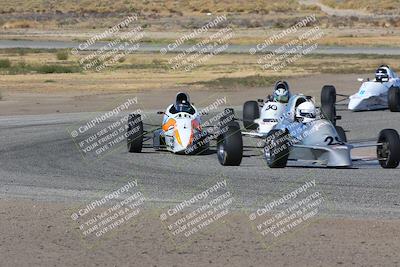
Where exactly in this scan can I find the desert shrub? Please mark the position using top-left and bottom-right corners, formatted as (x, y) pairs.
(56, 50), (69, 60)
(0, 59), (11, 68)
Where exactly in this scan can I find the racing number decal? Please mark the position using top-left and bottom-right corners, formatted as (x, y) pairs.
(324, 136), (344, 145)
(265, 104), (278, 111)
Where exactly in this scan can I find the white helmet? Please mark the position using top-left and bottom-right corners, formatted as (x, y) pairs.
(295, 101), (317, 123)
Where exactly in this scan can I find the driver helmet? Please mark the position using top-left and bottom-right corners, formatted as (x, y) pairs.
(273, 81), (290, 103)
(375, 67), (389, 82)
(174, 92), (191, 113)
(295, 101), (317, 123)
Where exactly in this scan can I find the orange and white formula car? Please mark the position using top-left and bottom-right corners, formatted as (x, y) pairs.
(127, 92), (210, 155)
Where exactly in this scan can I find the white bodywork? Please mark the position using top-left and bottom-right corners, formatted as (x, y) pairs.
(162, 104), (201, 153)
(348, 68), (400, 111)
(274, 95), (353, 167)
(243, 101), (286, 137)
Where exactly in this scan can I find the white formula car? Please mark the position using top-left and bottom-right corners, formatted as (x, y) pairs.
(321, 65), (400, 122)
(127, 92), (209, 155)
(218, 94), (400, 169)
(242, 81), (290, 137)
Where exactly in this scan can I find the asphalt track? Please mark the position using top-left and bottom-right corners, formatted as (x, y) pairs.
(1, 106), (399, 219)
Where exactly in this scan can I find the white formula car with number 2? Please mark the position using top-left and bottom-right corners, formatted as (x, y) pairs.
(218, 94), (400, 169)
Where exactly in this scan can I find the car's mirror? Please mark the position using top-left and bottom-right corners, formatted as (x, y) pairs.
(157, 111), (164, 115)
(257, 98), (264, 103)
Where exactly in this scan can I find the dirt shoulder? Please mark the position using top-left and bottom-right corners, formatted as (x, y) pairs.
(0, 73), (365, 116)
(1, 198), (399, 267)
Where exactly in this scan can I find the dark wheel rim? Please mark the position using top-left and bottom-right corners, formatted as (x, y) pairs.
(378, 141), (390, 164)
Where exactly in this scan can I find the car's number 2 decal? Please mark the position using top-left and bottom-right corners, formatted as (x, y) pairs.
(324, 136), (344, 145)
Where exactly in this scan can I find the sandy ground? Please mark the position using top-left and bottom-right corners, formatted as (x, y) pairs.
(1, 199), (399, 267)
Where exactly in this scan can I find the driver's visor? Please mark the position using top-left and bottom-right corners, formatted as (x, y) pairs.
(300, 111), (316, 118)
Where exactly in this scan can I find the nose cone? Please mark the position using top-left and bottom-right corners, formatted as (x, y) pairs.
(174, 120), (193, 151)
(348, 97), (363, 111)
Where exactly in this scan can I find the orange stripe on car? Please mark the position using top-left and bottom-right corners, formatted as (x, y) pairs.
(162, 118), (176, 132)
(175, 129), (182, 146)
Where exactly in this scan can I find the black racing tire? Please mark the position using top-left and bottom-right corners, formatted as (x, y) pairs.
(321, 85), (336, 106)
(127, 114), (143, 153)
(388, 86), (400, 112)
(321, 85), (337, 125)
(243, 101), (260, 130)
(321, 100), (337, 126)
(217, 124), (243, 166)
(264, 129), (290, 168)
(377, 129), (400, 168)
(335, 126), (347, 143)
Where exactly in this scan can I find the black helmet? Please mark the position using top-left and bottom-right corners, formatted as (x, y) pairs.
(375, 67), (389, 82)
(174, 92), (191, 113)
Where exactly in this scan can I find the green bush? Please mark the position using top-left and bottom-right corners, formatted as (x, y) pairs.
(56, 50), (69, 60)
(0, 59), (11, 68)
(36, 65), (79, 73)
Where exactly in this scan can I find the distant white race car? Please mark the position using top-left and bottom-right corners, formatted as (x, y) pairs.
(321, 65), (400, 123)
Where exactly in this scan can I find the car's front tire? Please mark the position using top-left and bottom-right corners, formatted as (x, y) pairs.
(127, 114), (143, 153)
(377, 129), (400, 168)
(265, 129), (290, 168)
(243, 100), (260, 130)
(217, 124), (243, 166)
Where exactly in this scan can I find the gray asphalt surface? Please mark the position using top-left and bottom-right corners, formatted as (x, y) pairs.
(1, 39), (400, 55)
(1, 107), (399, 219)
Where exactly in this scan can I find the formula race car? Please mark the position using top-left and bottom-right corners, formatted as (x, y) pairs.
(321, 65), (400, 123)
(219, 94), (400, 169)
(127, 92), (209, 155)
(242, 81), (290, 137)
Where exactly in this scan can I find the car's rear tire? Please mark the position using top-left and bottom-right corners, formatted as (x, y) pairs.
(243, 101), (260, 130)
(377, 129), (400, 168)
(321, 85), (337, 125)
(264, 129), (290, 168)
(217, 124), (243, 166)
(388, 86), (400, 112)
(335, 126), (347, 143)
(127, 114), (143, 153)
(321, 85), (336, 106)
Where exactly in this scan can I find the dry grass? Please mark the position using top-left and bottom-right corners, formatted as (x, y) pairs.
(1, 49), (399, 94)
(321, 0), (400, 13)
(0, 0), (306, 14)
